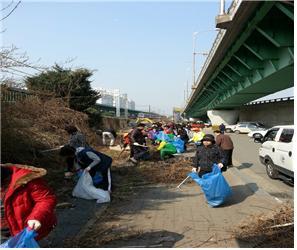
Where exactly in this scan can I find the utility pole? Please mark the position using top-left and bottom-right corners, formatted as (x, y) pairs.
(192, 32), (198, 89)
(192, 29), (219, 90)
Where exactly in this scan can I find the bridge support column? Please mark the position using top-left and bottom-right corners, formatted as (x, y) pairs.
(207, 110), (239, 126)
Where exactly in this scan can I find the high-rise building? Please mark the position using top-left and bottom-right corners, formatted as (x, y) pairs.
(128, 99), (135, 110)
(96, 87), (136, 110)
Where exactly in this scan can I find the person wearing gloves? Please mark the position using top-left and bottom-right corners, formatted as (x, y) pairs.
(0, 164), (57, 243)
(129, 123), (150, 164)
(59, 146), (112, 192)
(188, 127), (205, 147)
(192, 134), (226, 177)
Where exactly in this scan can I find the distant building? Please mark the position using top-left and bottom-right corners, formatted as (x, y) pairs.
(96, 87), (136, 110)
(173, 107), (182, 123)
(128, 99), (135, 110)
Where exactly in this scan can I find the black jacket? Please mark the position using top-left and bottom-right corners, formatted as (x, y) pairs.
(193, 144), (225, 176)
(178, 128), (189, 142)
(130, 128), (146, 145)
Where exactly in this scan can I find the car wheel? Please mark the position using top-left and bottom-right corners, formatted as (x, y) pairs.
(253, 133), (262, 138)
(226, 129), (231, 133)
(265, 160), (278, 179)
(234, 130), (240, 134)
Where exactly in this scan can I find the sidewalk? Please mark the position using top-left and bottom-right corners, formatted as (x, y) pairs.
(39, 199), (108, 247)
(80, 169), (280, 248)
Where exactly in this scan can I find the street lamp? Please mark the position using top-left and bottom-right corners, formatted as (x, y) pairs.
(192, 29), (219, 89)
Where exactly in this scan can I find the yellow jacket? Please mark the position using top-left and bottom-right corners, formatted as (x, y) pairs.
(192, 131), (205, 142)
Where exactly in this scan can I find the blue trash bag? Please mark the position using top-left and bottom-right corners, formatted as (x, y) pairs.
(188, 164), (232, 207)
(172, 137), (185, 153)
(77, 169), (103, 186)
(92, 171), (103, 186)
(156, 131), (173, 143)
(0, 227), (39, 248)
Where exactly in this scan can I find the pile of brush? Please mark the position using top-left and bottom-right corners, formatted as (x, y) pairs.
(139, 157), (192, 184)
(2, 97), (100, 163)
(235, 202), (294, 248)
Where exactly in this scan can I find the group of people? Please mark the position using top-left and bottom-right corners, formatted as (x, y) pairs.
(120, 122), (234, 167)
(0, 122), (234, 244)
(0, 125), (114, 244)
(125, 121), (234, 179)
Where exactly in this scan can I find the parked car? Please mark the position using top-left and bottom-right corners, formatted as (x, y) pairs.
(248, 128), (269, 139)
(226, 122), (266, 134)
(225, 124), (236, 133)
(257, 125), (293, 182)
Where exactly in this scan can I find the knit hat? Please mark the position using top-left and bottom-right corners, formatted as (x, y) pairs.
(201, 134), (215, 143)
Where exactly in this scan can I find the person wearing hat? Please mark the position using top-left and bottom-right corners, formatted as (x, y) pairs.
(192, 134), (225, 177)
(129, 123), (150, 163)
(189, 127), (205, 147)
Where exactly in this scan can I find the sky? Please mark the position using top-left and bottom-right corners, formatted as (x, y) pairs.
(2, 1), (293, 115)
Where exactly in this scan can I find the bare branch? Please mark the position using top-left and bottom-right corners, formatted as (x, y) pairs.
(0, 0), (14, 12)
(0, 1), (21, 22)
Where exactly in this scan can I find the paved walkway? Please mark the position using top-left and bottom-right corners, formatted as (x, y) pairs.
(99, 168), (280, 248)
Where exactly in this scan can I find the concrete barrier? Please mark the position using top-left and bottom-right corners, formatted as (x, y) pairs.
(100, 116), (130, 130)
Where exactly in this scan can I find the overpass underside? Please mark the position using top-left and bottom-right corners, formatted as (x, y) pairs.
(186, 1), (293, 118)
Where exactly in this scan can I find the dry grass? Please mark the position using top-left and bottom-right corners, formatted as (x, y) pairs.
(235, 202), (294, 247)
(139, 157), (192, 184)
(1, 97), (101, 201)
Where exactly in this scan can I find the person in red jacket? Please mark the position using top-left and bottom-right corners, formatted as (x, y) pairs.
(0, 164), (57, 243)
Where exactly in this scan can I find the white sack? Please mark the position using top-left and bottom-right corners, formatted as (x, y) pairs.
(72, 171), (110, 203)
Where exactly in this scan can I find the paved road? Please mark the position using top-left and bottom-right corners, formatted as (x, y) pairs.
(227, 132), (294, 202)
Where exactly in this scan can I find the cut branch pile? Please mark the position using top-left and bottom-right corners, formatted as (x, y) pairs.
(235, 203), (294, 248)
(140, 157), (193, 184)
(2, 97), (99, 164)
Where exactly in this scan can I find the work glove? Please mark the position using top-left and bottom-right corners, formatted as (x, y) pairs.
(191, 168), (197, 173)
(218, 163), (224, 169)
(27, 220), (41, 231)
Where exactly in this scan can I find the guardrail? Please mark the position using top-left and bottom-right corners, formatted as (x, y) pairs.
(186, 0), (242, 109)
(1, 87), (35, 103)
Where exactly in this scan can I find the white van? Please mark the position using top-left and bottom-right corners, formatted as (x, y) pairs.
(258, 125), (294, 181)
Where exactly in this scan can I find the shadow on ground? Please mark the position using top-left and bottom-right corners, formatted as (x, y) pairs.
(102, 230), (184, 248)
(115, 185), (199, 216)
(236, 163), (253, 170)
(221, 183), (259, 207)
(39, 199), (108, 248)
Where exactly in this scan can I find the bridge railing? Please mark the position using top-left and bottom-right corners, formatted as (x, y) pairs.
(191, 0), (242, 100)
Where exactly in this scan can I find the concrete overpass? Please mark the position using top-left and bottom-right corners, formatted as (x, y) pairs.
(183, 0), (293, 125)
(95, 104), (162, 119)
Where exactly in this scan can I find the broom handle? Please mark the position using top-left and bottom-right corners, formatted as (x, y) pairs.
(176, 175), (190, 189)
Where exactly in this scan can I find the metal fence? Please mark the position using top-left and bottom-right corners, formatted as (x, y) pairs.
(1, 87), (35, 103)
